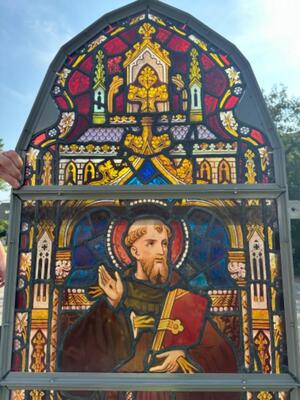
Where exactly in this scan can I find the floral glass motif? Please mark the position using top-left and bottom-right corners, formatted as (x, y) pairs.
(12, 198), (287, 400)
(23, 11), (274, 187)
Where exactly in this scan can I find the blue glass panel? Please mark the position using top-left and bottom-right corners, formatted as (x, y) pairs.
(210, 242), (225, 263)
(136, 160), (157, 183)
(189, 272), (209, 290)
(72, 245), (95, 268)
(90, 211), (109, 236)
(88, 237), (107, 260)
(190, 240), (210, 267)
(72, 216), (93, 245)
(149, 176), (168, 185)
(178, 262), (197, 280)
(128, 176), (143, 185)
(209, 258), (235, 288)
(66, 268), (97, 287)
(188, 211), (211, 237)
(191, 222), (210, 237)
(209, 222), (229, 246)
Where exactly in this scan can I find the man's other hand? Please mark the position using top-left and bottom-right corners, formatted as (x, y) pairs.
(0, 150), (23, 188)
(149, 350), (185, 373)
(98, 265), (124, 307)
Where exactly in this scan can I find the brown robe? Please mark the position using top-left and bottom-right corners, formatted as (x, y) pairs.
(59, 272), (239, 399)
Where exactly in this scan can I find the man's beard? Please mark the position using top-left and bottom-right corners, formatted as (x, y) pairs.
(140, 256), (169, 285)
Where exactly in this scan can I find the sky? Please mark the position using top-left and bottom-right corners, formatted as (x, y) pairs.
(0, 0), (300, 200)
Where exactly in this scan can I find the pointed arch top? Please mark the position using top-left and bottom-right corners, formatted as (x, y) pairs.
(15, 0), (285, 188)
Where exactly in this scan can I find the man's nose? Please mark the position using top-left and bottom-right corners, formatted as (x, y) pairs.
(156, 243), (165, 255)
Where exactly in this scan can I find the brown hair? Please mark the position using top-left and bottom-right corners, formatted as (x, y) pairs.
(124, 219), (171, 248)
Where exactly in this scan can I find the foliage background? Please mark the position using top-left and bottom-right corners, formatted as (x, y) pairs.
(264, 85), (300, 275)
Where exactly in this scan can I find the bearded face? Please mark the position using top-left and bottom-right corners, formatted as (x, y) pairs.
(127, 220), (171, 285)
(140, 253), (169, 284)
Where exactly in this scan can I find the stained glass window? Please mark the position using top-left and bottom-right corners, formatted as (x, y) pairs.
(1, 1), (299, 400)
(22, 9), (275, 188)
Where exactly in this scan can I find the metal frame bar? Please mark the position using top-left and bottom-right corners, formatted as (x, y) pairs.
(0, 372), (298, 392)
(13, 184), (285, 200)
(277, 193), (300, 395)
(0, 195), (22, 379)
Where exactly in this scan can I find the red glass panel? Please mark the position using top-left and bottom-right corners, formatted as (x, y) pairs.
(201, 53), (215, 70)
(15, 291), (26, 309)
(207, 115), (231, 139)
(204, 69), (228, 97)
(55, 96), (69, 110)
(32, 133), (46, 145)
(107, 56), (122, 74)
(172, 94), (180, 112)
(12, 353), (21, 372)
(75, 93), (91, 114)
(156, 27), (172, 43)
(224, 95), (239, 109)
(121, 26), (138, 44)
(262, 175), (269, 183)
(172, 53), (187, 73)
(204, 94), (218, 114)
(170, 220), (184, 264)
(115, 94), (124, 113)
(79, 55), (94, 73)
(167, 35), (191, 52)
(103, 37), (128, 55)
(20, 234), (27, 250)
(67, 116), (89, 141)
(220, 54), (231, 66)
(68, 71), (90, 96)
(251, 129), (265, 145)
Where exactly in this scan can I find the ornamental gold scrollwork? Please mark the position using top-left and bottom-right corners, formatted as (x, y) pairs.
(125, 117), (171, 155)
(273, 315), (283, 373)
(241, 291), (251, 368)
(245, 149), (257, 184)
(108, 75), (124, 112)
(30, 391), (45, 400)
(152, 155), (192, 184)
(50, 289), (59, 371)
(158, 318), (184, 335)
(11, 390), (25, 400)
(41, 152), (53, 185)
(254, 330), (272, 373)
(30, 330), (47, 372)
(257, 392), (273, 400)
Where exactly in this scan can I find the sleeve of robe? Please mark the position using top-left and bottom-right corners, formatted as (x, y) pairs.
(58, 299), (132, 372)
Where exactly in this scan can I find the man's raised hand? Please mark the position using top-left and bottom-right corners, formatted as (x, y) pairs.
(0, 150), (23, 189)
(98, 265), (124, 307)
